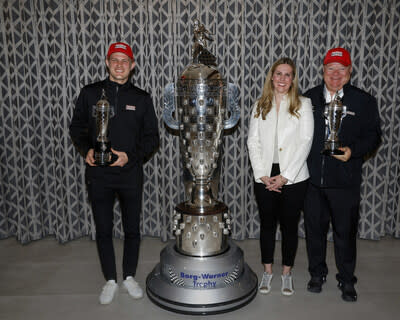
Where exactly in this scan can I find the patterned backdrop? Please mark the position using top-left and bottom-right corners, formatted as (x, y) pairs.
(0, 0), (399, 244)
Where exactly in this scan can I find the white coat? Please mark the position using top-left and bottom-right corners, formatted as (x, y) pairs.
(247, 95), (314, 184)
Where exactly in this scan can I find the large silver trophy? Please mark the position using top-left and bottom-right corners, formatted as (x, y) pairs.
(322, 93), (347, 155)
(146, 20), (257, 315)
(93, 89), (114, 166)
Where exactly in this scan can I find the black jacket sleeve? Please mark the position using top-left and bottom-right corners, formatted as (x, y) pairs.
(125, 94), (159, 164)
(347, 94), (381, 159)
(141, 94), (160, 158)
(69, 87), (91, 157)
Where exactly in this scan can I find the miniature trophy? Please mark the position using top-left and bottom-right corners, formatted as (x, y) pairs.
(322, 93), (347, 155)
(93, 89), (113, 166)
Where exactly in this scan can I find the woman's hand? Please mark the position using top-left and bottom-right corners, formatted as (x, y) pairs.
(260, 176), (272, 187)
(266, 175), (288, 193)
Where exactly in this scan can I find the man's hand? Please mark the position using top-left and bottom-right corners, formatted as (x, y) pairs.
(85, 148), (96, 166)
(110, 148), (128, 167)
(332, 146), (352, 162)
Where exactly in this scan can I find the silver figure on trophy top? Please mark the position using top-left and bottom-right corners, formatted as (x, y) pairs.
(322, 92), (347, 155)
(147, 20), (257, 315)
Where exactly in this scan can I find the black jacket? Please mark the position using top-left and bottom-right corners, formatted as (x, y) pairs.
(70, 78), (159, 182)
(304, 83), (381, 188)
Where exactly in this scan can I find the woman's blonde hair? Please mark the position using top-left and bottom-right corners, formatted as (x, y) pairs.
(255, 57), (301, 120)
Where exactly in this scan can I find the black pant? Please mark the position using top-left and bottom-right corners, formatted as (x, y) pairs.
(304, 183), (360, 284)
(254, 164), (308, 267)
(87, 173), (142, 281)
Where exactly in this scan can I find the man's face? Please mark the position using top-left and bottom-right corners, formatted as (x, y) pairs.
(323, 62), (352, 94)
(106, 52), (135, 84)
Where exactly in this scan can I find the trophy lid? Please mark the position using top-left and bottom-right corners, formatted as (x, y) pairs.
(180, 20), (220, 81)
(180, 63), (221, 81)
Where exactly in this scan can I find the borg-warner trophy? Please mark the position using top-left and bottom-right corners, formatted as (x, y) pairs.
(93, 89), (114, 166)
(322, 93), (347, 155)
(146, 20), (257, 315)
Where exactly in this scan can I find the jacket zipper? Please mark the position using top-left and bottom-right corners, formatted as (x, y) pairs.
(115, 85), (119, 110)
(320, 155), (325, 186)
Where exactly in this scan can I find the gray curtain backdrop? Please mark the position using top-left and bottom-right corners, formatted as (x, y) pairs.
(0, 0), (399, 244)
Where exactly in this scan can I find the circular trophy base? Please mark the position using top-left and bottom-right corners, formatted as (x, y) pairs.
(321, 149), (344, 156)
(146, 241), (258, 315)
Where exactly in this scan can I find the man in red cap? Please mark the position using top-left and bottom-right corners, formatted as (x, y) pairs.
(69, 42), (159, 304)
(303, 47), (381, 302)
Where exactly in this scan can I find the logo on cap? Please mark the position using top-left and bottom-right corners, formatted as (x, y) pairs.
(331, 51), (343, 57)
(107, 42), (134, 60)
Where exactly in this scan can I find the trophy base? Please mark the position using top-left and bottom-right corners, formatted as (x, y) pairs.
(146, 241), (258, 315)
(94, 141), (112, 167)
(321, 148), (344, 156)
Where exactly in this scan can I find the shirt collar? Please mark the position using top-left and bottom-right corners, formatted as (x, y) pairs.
(323, 85), (344, 103)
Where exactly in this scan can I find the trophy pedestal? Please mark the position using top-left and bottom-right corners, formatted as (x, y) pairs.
(94, 141), (112, 167)
(146, 241), (258, 315)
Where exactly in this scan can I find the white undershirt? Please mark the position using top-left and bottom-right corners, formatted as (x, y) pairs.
(324, 86), (344, 103)
(273, 110), (279, 163)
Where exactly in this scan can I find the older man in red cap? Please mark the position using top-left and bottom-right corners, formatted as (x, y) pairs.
(303, 47), (381, 302)
(70, 42), (159, 304)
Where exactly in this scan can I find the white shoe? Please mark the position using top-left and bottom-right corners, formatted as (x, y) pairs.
(281, 273), (294, 296)
(259, 272), (273, 294)
(99, 280), (118, 304)
(123, 276), (144, 299)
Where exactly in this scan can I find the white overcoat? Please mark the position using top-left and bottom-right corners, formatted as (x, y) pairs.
(247, 95), (314, 184)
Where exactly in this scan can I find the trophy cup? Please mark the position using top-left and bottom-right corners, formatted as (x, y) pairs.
(93, 89), (113, 166)
(146, 20), (257, 315)
(322, 93), (347, 155)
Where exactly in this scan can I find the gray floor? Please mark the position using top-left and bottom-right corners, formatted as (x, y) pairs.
(0, 236), (399, 320)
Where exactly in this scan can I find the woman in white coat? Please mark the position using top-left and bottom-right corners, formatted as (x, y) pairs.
(247, 58), (314, 296)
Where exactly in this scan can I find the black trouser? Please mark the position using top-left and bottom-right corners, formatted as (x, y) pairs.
(304, 183), (360, 284)
(254, 164), (308, 267)
(87, 172), (142, 281)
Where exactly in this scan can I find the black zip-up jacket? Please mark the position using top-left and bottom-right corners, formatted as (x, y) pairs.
(304, 83), (381, 188)
(69, 78), (159, 180)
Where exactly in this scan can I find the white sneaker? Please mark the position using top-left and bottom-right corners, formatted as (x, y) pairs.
(281, 273), (294, 296)
(259, 272), (273, 294)
(123, 276), (144, 299)
(99, 280), (118, 304)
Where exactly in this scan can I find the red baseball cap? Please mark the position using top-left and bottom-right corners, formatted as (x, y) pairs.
(107, 42), (134, 60)
(323, 47), (351, 66)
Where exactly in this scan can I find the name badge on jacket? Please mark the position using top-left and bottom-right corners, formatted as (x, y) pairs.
(126, 105), (136, 111)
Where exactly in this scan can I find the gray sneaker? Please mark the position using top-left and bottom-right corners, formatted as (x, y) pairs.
(281, 273), (294, 296)
(259, 272), (273, 294)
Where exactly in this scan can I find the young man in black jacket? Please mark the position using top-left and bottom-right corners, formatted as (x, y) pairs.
(303, 48), (381, 302)
(70, 42), (159, 304)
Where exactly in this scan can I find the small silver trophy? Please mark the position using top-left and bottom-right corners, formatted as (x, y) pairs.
(93, 89), (113, 166)
(322, 93), (347, 155)
(147, 19), (257, 315)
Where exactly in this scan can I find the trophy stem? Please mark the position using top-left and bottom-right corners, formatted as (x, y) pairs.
(191, 179), (214, 207)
